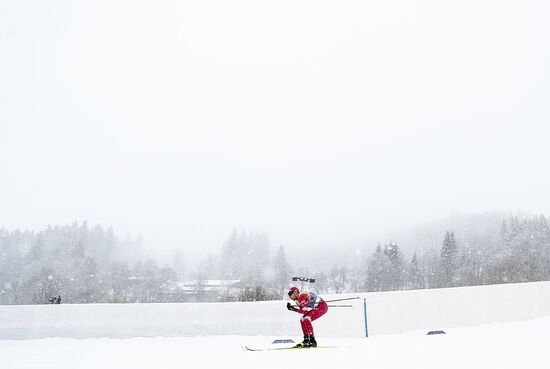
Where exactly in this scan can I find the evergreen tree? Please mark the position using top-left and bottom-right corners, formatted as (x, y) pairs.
(439, 231), (458, 287)
(407, 253), (424, 290)
(220, 229), (240, 279)
(109, 262), (130, 303)
(384, 243), (405, 290)
(271, 245), (291, 296)
(366, 244), (391, 291)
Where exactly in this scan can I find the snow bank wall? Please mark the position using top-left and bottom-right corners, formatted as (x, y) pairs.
(1, 281), (550, 339)
(361, 281), (550, 335)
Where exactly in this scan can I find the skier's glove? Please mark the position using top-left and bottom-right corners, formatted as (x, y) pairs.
(287, 302), (297, 311)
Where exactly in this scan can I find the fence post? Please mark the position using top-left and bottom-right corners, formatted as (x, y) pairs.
(363, 298), (368, 337)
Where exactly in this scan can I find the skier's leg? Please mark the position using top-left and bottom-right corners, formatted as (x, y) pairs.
(294, 316), (314, 347)
(300, 315), (314, 336)
(301, 303), (328, 347)
(300, 318), (309, 336)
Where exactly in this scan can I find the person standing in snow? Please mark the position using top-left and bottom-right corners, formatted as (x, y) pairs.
(286, 286), (328, 348)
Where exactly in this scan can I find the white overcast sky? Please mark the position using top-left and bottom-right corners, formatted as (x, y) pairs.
(1, 1), (549, 261)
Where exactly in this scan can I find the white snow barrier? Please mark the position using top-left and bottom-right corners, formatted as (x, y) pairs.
(1, 281), (550, 339)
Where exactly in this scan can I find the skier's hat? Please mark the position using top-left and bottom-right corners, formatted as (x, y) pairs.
(288, 286), (299, 297)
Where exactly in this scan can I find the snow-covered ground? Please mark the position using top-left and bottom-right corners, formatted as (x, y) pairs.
(3, 282), (550, 368)
(4, 281), (550, 340)
(3, 314), (549, 369)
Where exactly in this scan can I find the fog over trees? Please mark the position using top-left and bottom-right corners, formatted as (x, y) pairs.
(1, 213), (549, 304)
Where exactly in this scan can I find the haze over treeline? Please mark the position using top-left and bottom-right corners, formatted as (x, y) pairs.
(1, 211), (549, 305)
(2, 1), (550, 267)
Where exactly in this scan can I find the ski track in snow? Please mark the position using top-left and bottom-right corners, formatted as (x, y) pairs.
(2, 315), (549, 369)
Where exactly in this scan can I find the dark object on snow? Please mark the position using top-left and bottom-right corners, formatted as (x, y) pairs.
(292, 277), (315, 283)
(48, 295), (61, 304)
(427, 330), (446, 335)
(272, 339), (295, 344)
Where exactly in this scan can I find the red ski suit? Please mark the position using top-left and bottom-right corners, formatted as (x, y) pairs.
(291, 291), (328, 336)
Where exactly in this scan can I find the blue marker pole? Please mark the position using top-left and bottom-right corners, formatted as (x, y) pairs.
(363, 298), (368, 337)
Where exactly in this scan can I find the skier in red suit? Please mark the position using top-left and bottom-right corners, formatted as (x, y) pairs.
(287, 286), (328, 347)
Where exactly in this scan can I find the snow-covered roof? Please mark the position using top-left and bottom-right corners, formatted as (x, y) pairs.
(179, 280), (241, 287)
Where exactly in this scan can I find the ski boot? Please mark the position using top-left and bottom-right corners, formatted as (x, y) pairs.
(294, 336), (310, 348)
(308, 335), (317, 347)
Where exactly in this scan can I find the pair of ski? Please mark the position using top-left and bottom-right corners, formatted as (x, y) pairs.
(243, 344), (335, 351)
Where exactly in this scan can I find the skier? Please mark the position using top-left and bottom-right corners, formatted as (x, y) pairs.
(286, 286), (328, 348)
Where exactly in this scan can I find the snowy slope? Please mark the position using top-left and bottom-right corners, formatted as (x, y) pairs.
(2, 281), (550, 339)
(2, 315), (549, 369)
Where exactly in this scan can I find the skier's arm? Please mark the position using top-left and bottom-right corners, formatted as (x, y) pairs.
(286, 302), (307, 314)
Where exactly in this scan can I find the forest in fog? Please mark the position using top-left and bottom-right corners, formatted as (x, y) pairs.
(1, 213), (549, 304)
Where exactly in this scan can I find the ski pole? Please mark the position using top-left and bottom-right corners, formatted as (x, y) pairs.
(327, 304), (353, 308)
(324, 297), (361, 303)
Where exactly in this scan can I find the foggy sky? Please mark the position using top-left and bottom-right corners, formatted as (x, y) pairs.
(1, 1), (549, 262)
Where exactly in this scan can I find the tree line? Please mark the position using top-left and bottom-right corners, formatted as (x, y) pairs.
(0, 221), (173, 304)
(323, 214), (550, 292)
(1, 214), (549, 304)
